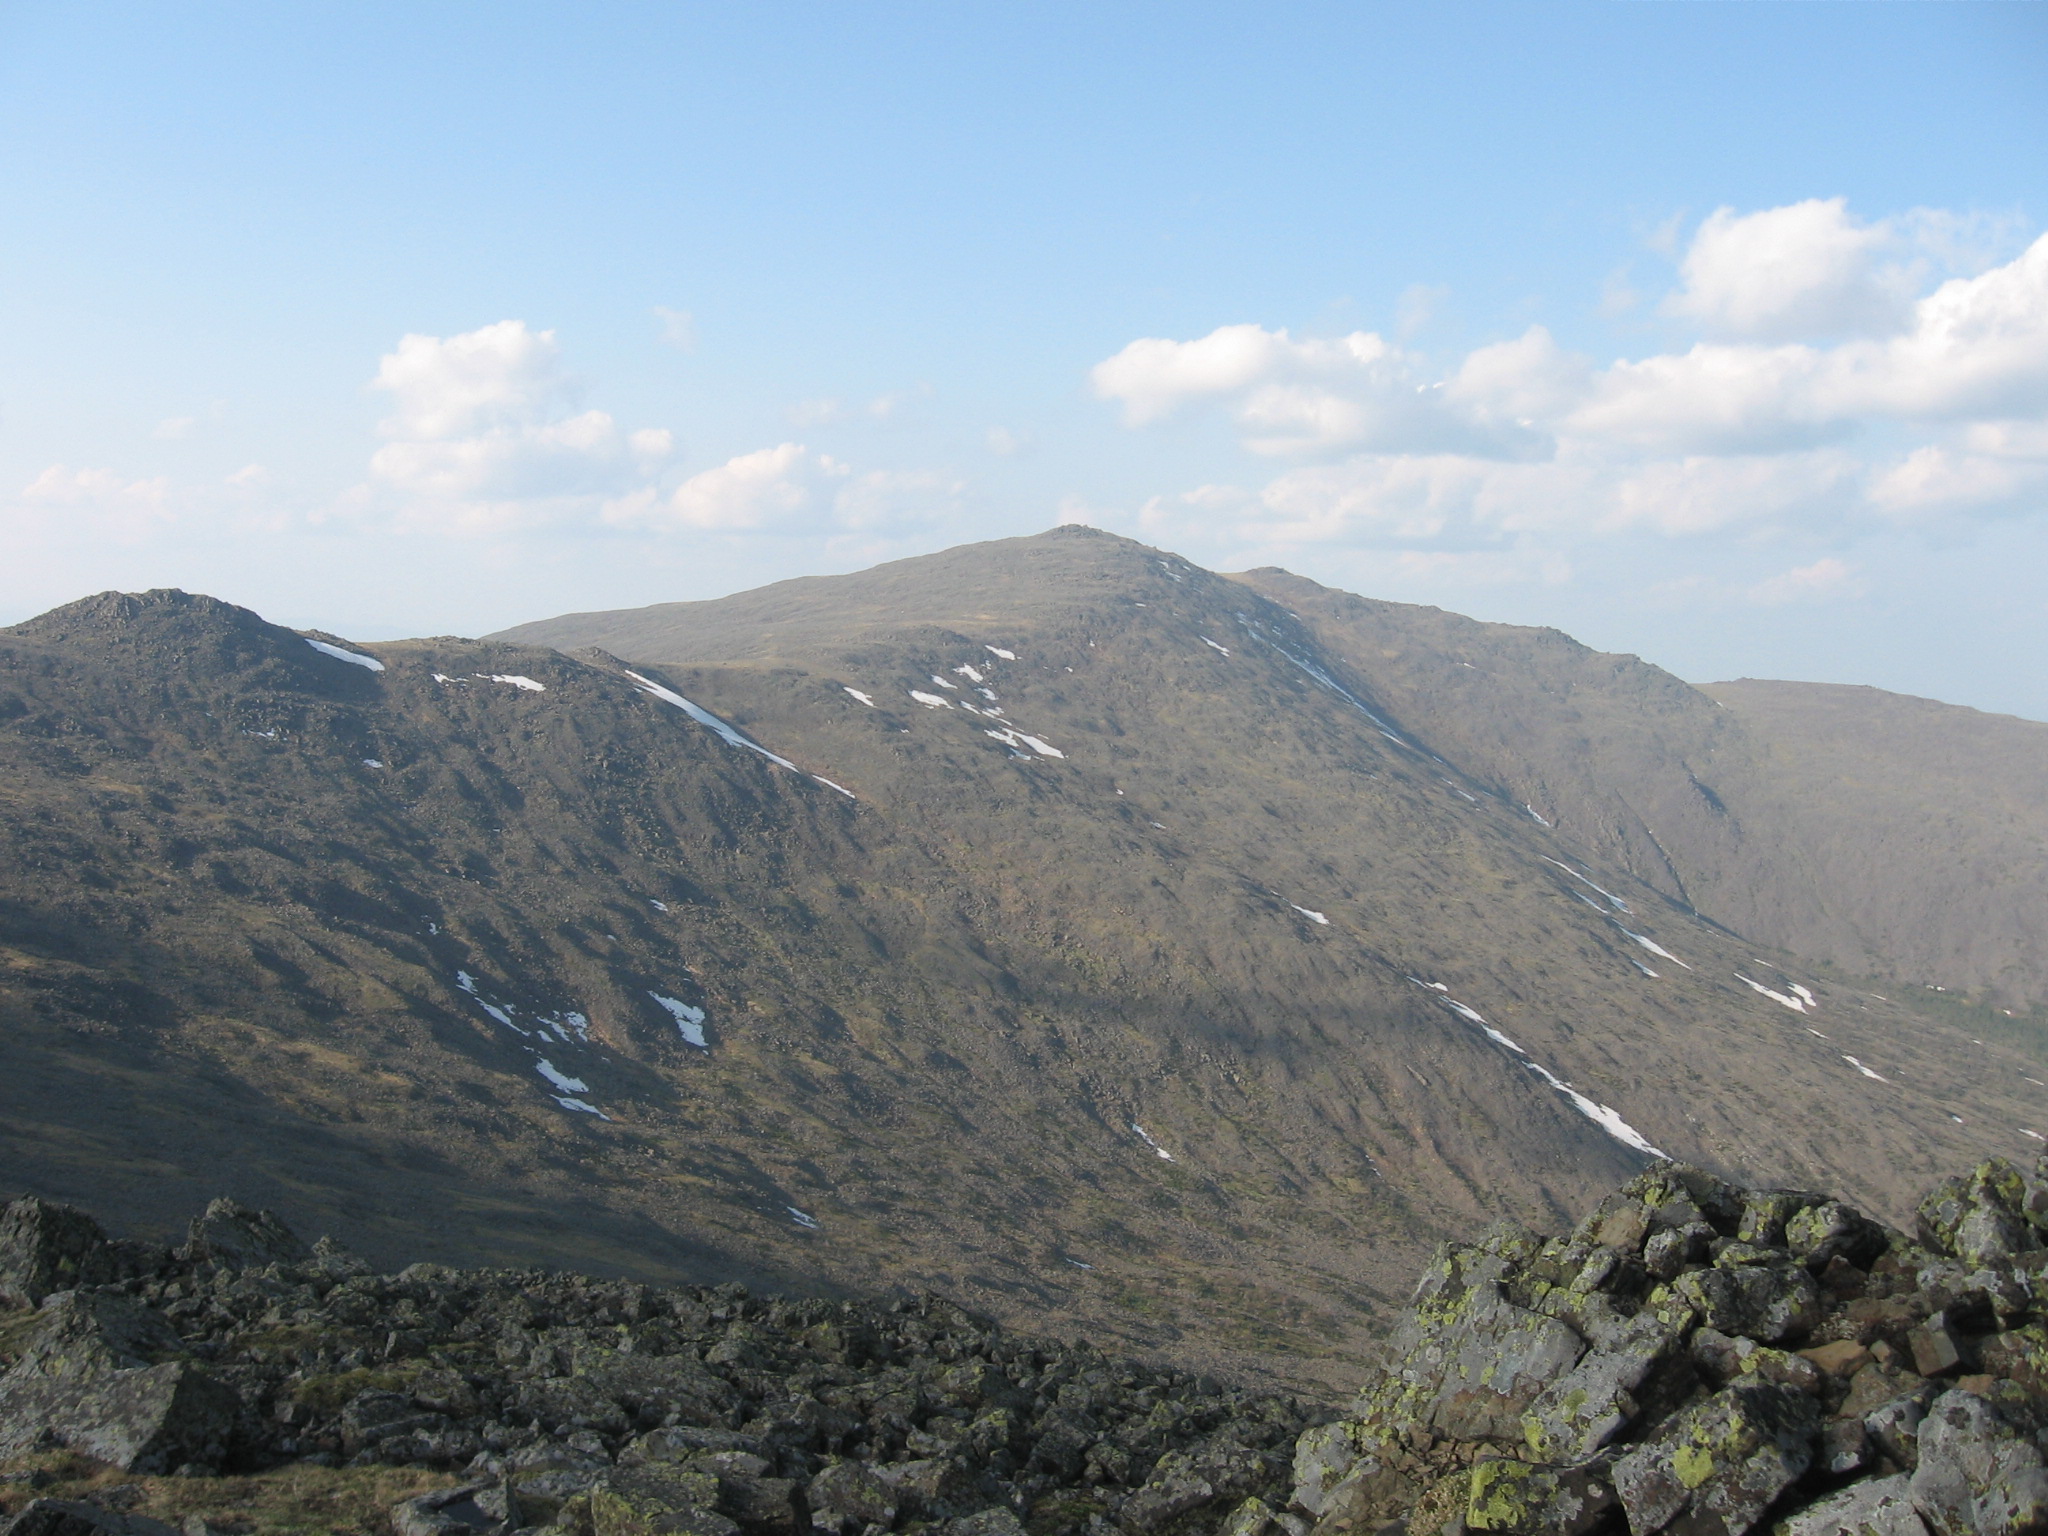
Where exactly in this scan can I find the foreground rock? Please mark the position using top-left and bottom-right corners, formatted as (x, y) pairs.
(1282, 1157), (2048, 1536)
(17, 1154), (2048, 1536)
(0, 1195), (1309, 1536)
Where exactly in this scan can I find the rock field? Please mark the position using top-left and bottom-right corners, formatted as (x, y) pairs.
(11, 1154), (2048, 1534)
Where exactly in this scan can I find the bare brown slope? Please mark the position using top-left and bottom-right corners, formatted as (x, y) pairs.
(486, 528), (2046, 1228)
(1698, 678), (2048, 1006)
(1226, 566), (2048, 1009)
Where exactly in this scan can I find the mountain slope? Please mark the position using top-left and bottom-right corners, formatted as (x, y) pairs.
(1221, 568), (2048, 1008)
(2, 535), (2042, 1391)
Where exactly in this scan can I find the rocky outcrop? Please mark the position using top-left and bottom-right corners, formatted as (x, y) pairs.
(0, 1195), (1308, 1536)
(1280, 1158), (2048, 1536)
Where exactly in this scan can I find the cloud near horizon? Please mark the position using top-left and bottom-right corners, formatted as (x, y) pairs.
(1101, 201), (2048, 575)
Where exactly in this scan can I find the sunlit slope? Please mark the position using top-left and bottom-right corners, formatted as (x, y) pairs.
(2, 530), (2042, 1390)
(497, 527), (2044, 1218)
(1225, 566), (2048, 1008)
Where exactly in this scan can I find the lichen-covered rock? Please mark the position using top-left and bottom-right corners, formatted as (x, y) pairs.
(1462, 1456), (1617, 1534)
(1519, 1313), (1681, 1463)
(0, 1200), (116, 1308)
(806, 1460), (897, 1535)
(1350, 1245), (1585, 1446)
(1907, 1389), (2048, 1536)
(1611, 1382), (1818, 1535)
(0, 1359), (240, 1472)
(0, 1501), (178, 1536)
(1672, 1259), (1822, 1344)
(180, 1198), (311, 1271)
(3, 1290), (183, 1384)
(1774, 1473), (1924, 1536)
(592, 1467), (738, 1536)
(1917, 1160), (2041, 1267)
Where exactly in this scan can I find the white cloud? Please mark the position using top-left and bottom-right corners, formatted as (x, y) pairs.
(1091, 323), (1533, 457)
(1102, 204), (2048, 573)
(1664, 199), (1910, 341)
(367, 320), (673, 530)
(1747, 557), (1861, 606)
(18, 465), (172, 539)
(153, 416), (197, 440)
(659, 443), (844, 531)
(654, 306), (697, 352)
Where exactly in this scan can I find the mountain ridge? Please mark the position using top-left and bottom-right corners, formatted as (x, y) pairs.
(1, 529), (2042, 1391)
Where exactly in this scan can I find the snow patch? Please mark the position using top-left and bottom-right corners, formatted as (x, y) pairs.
(985, 645), (1017, 660)
(1521, 1060), (1667, 1157)
(1290, 905), (1330, 925)
(787, 1206), (820, 1230)
(954, 664), (985, 684)
(812, 775), (856, 799)
(650, 899), (669, 912)
(910, 690), (953, 709)
(1631, 959), (1660, 979)
(481, 674), (545, 692)
(1619, 927), (1693, 969)
(985, 728), (1064, 759)
(305, 638), (385, 672)
(1131, 1124), (1175, 1161)
(1201, 637), (1231, 657)
(1524, 804), (1551, 827)
(843, 687), (876, 707)
(650, 992), (708, 1049)
(627, 670), (802, 771)
(929, 674), (959, 690)
(555, 1096), (610, 1119)
(1737, 974), (1808, 1012)
(363, 759), (384, 769)
(536, 1059), (588, 1094)
(1843, 1055), (1887, 1082)
(1542, 857), (1630, 913)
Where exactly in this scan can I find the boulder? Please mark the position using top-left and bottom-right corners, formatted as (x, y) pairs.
(1351, 1244), (1585, 1446)
(1519, 1313), (1681, 1462)
(1775, 1474), (1926, 1536)
(180, 1198), (310, 1271)
(1671, 1259), (1822, 1343)
(592, 1467), (738, 1536)
(0, 1199), (114, 1306)
(1908, 1388), (2048, 1536)
(1462, 1456), (1618, 1535)
(5, 1290), (184, 1384)
(0, 1359), (240, 1472)
(1611, 1382), (1818, 1535)
(1917, 1161), (2040, 1267)
(0, 1502), (178, 1536)
(805, 1461), (896, 1535)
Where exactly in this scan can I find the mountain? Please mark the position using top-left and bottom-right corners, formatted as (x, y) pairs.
(1221, 568), (2048, 1010)
(1, 532), (2041, 1392)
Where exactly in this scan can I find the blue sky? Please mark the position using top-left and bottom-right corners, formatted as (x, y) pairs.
(5, 3), (2047, 715)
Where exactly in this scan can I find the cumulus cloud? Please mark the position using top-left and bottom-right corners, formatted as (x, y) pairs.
(366, 320), (673, 530)
(1103, 204), (2048, 574)
(1747, 557), (1861, 606)
(1664, 199), (1911, 341)
(1091, 323), (1536, 457)
(18, 465), (172, 539)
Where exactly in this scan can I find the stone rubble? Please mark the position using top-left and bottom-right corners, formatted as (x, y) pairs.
(1280, 1158), (2048, 1535)
(0, 1198), (1308, 1536)
(14, 1155), (2048, 1536)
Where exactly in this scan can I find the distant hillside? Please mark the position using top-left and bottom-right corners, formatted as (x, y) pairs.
(1, 532), (2041, 1392)
(1222, 569), (2048, 1009)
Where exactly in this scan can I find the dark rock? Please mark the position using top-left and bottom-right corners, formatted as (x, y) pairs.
(0, 1361), (240, 1473)
(0, 1501), (178, 1536)
(1611, 1382), (1819, 1536)
(805, 1461), (896, 1535)
(0, 1200), (115, 1307)
(5, 1291), (184, 1383)
(1460, 1456), (1617, 1535)
(1908, 1388), (2048, 1536)
(180, 1199), (309, 1272)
